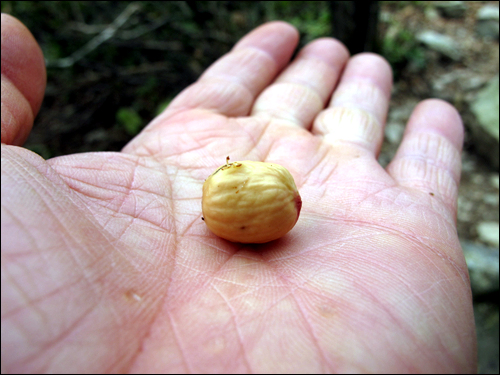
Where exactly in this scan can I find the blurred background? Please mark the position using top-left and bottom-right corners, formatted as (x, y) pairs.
(2, 1), (498, 373)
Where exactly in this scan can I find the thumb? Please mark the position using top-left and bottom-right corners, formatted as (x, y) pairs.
(1, 13), (46, 146)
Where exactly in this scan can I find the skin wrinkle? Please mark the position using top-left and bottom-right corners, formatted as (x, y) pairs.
(55, 163), (178, 234)
(354, 183), (399, 209)
(124, 155), (179, 370)
(34, 160), (176, 374)
(312, 159), (338, 189)
(1, 205), (40, 258)
(165, 309), (191, 373)
(179, 215), (202, 238)
(307, 258), (453, 372)
(200, 48), (276, 97)
(213, 263), (329, 329)
(266, 233), (385, 264)
(212, 284), (253, 372)
(167, 264), (213, 291)
(254, 83), (324, 127)
(2, 263), (44, 324)
(11, 266), (100, 369)
(241, 117), (272, 156)
(331, 80), (389, 121)
(47, 173), (132, 208)
(323, 177), (456, 230)
(298, 142), (333, 187)
(391, 132), (462, 180)
(343, 285), (424, 372)
(7, 154), (64, 204)
(251, 265), (341, 370)
(342, 245), (456, 327)
(349, 220), (469, 286)
(2, 259), (99, 320)
(1, 77), (33, 145)
(179, 236), (454, 371)
(392, 160), (459, 205)
(290, 206), (468, 287)
(12, 304), (93, 371)
(318, 107), (383, 151)
(257, 130), (281, 163)
(291, 293), (332, 373)
(126, 208), (177, 374)
(276, 56), (339, 95)
(175, 131), (207, 156)
(4, 163), (117, 295)
(112, 157), (141, 218)
(230, 45), (279, 80)
(428, 194), (457, 226)
(393, 152), (460, 186)
(230, 285), (297, 321)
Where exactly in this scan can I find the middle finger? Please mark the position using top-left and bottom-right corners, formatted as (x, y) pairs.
(251, 38), (349, 129)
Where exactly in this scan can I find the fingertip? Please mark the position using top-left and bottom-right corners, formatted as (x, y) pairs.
(1, 13), (46, 145)
(1, 14), (46, 113)
(236, 20), (300, 47)
(343, 53), (393, 99)
(405, 99), (464, 152)
(265, 20), (300, 39)
(233, 21), (299, 67)
(298, 37), (350, 67)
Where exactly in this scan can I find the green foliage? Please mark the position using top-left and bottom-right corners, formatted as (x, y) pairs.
(383, 1), (427, 9)
(116, 107), (143, 136)
(381, 22), (426, 75)
(156, 99), (172, 116)
(289, 8), (331, 44)
(264, 1), (331, 44)
(137, 77), (159, 99)
(43, 41), (63, 61)
(25, 143), (53, 159)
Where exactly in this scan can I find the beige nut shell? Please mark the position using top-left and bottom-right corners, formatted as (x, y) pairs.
(202, 160), (302, 243)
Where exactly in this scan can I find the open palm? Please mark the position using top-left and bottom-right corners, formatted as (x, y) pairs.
(1, 17), (476, 373)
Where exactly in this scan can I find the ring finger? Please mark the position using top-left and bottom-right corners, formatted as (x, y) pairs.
(312, 53), (393, 157)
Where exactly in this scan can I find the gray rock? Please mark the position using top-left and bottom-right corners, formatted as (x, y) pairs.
(424, 7), (441, 21)
(461, 240), (499, 295)
(435, 1), (467, 18)
(483, 193), (499, 206)
(474, 302), (499, 375)
(491, 173), (500, 189)
(476, 20), (499, 39)
(457, 195), (474, 222)
(470, 75), (500, 169)
(476, 5), (499, 39)
(477, 5), (500, 20)
(384, 121), (405, 144)
(416, 30), (462, 60)
(385, 102), (416, 145)
(477, 222), (500, 247)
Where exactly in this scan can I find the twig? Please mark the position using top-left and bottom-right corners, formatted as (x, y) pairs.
(46, 2), (142, 68)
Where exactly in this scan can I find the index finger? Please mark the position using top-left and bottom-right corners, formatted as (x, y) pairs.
(163, 21), (299, 118)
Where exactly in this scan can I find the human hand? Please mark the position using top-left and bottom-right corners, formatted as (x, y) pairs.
(1, 15), (476, 373)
